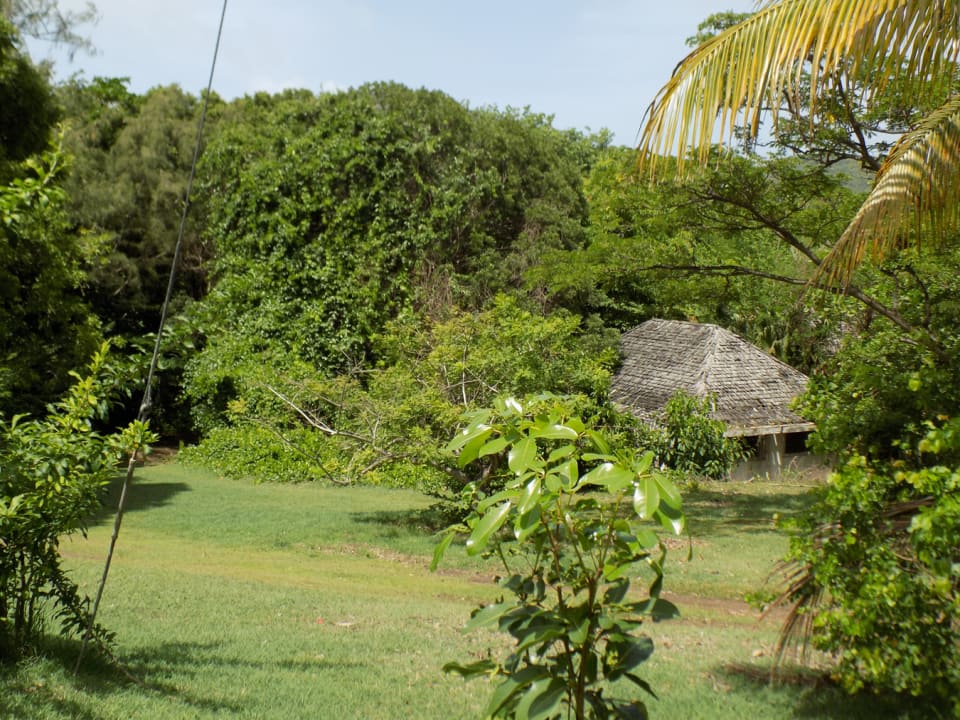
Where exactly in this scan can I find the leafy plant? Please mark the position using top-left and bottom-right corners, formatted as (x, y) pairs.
(638, 391), (745, 481)
(433, 395), (685, 719)
(0, 343), (156, 660)
(773, 418), (960, 713)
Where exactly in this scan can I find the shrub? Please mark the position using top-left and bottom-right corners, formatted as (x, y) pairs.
(637, 391), (744, 480)
(776, 419), (960, 712)
(433, 395), (685, 719)
(0, 344), (155, 660)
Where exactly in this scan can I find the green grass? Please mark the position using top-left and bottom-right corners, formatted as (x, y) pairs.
(0, 464), (932, 719)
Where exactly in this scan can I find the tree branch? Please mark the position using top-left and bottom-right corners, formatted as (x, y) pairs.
(639, 262), (943, 354)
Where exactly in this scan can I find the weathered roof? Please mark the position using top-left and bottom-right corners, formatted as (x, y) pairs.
(610, 319), (814, 437)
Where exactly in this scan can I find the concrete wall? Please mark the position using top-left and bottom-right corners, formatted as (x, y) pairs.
(729, 432), (832, 481)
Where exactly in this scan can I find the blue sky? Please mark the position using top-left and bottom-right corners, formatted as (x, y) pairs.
(28, 1), (756, 146)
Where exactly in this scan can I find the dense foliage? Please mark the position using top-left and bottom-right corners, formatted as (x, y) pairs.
(181, 295), (619, 492)
(189, 83), (598, 378)
(780, 420), (960, 713)
(0, 19), (104, 416)
(434, 395), (684, 719)
(0, 345), (155, 660)
(58, 80), (211, 335)
(532, 146), (859, 371)
(637, 391), (745, 480)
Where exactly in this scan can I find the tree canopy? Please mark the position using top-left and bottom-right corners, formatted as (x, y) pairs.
(638, 0), (960, 284)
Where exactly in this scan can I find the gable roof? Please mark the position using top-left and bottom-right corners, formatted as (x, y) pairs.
(610, 319), (814, 437)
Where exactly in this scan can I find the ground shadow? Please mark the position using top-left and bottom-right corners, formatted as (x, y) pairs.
(91, 475), (191, 525)
(351, 503), (453, 534)
(17, 635), (367, 718)
(682, 486), (817, 537)
(717, 662), (949, 719)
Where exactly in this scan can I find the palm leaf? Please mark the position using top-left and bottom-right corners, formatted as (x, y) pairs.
(638, 0), (960, 173)
(820, 95), (960, 285)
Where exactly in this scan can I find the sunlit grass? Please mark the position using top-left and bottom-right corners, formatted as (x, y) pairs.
(0, 464), (930, 719)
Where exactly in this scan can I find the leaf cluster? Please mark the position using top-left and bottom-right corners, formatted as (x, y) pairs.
(777, 420), (960, 711)
(434, 395), (684, 719)
(0, 343), (157, 660)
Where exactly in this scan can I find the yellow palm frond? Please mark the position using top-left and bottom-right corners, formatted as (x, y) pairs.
(820, 95), (960, 284)
(638, 0), (960, 172)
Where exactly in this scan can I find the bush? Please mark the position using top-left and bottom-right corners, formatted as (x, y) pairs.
(777, 419), (960, 712)
(637, 391), (744, 480)
(434, 395), (685, 719)
(0, 344), (155, 660)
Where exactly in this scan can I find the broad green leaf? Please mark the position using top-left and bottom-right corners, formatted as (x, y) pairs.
(581, 452), (616, 462)
(514, 505), (542, 542)
(503, 397), (524, 414)
(603, 579), (630, 604)
(514, 677), (565, 720)
(569, 617), (591, 645)
(545, 472), (564, 493)
(508, 436), (537, 475)
(653, 474), (682, 511)
(477, 488), (516, 513)
(655, 504), (686, 535)
(465, 501), (511, 555)
(478, 436), (509, 458)
(603, 562), (632, 581)
(581, 462), (634, 491)
(585, 429), (611, 455)
(547, 444), (576, 463)
(635, 528), (660, 551)
(517, 478), (541, 515)
(565, 416), (586, 434)
(633, 477), (660, 520)
(456, 427), (494, 467)
(446, 421), (491, 452)
(531, 422), (579, 440)
(649, 597), (680, 620)
(634, 450), (654, 476)
(486, 666), (549, 717)
(464, 600), (513, 632)
(606, 637), (654, 679)
(556, 458), (578, 488)
(429, 530), (455, 571)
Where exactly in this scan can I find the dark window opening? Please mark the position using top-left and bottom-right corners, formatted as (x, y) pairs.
(741, 435), (762, 458)
(784, 431), (811, 455)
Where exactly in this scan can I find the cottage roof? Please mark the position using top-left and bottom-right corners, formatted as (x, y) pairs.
(610, 319), (814, 437)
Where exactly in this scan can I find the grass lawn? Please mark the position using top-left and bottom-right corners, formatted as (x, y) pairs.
(0, 461), (929, 719)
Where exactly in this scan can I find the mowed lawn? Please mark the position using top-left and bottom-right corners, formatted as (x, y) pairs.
(0, 461), (925, 719)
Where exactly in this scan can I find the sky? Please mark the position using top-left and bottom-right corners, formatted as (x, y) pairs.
(27, 0), (756, 147)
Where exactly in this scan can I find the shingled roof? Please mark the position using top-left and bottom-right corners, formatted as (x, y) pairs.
(610, 319), (814, 437)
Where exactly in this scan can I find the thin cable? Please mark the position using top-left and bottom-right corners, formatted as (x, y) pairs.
(74, 0), (229, 673)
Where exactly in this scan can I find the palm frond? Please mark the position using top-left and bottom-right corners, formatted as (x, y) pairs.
(638, 0), (960, 172)
(820, 95), (960, 284)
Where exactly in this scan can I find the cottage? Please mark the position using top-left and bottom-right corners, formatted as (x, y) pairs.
(610, 319), (828, 479)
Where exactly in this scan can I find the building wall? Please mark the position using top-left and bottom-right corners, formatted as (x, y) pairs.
(729, 432), (831, 481)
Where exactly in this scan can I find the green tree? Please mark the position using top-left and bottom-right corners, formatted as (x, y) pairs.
(181, 295), (619, 492)
(434, 395), (684, 719)
(640, 390), (745, 481)
(637, 3), (960, 701)
(534, 146), (860, 371)
(181, 82), (603, 460)
(0, 343), (155, 661)
(59, 81), (212, 335)
(0, 16), (58, 178)
(638, 0), (960, 284)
